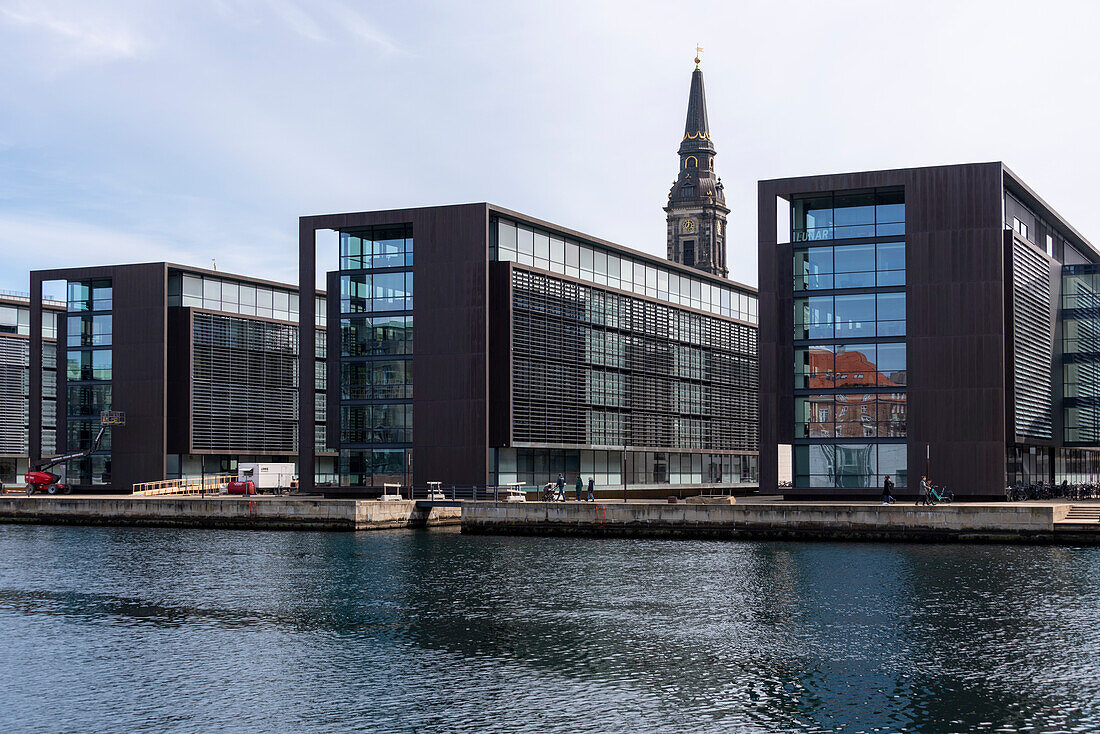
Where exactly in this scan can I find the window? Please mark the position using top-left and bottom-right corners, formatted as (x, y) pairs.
(683, 241), (695, 267)
(67, 279), (111, 312)
(792, 189), (904, 242)
(0, 306), (17, 334)
(681, 184), (695, 198)
(1013, 217), (1029, 240)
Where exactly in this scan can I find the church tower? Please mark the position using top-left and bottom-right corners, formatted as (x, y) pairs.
(665, 53), (729, 278)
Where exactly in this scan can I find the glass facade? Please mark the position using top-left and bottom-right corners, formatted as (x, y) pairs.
(1062, 265), (1100, 444)
(491, 218), (757, 324)
(495, 447), (758, 490)
(337, 224), (413, 488)
(791, 188), (907, 489)
(65, 279), (112, 486)
(168, 271), (326, 328)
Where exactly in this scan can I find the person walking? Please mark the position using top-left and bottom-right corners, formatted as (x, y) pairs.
(587, 477), (595, 502)
(575, 476), (584, 501)
(881, 474), (895, 504)
(555, 473), (566, 502)
(917, 475), (930, 506)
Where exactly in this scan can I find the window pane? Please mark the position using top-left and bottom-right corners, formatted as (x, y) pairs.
(834, 243), (875, 273)
(795, 345), (833, 389)
(533, 232), (550, 260)
(794, 296), (834, 340)
(878, 443), (907, 486)
(833, 444), (877, 487)
(877, 292), (906, 336)
(498, 221), (517, 252)
(550, 237), (565, 264)
(794, 247), (833, 290)
(834, 394), (877, 438)
(517, 227), (534, 255)
(834, 294), (876, 338)
(834, 343), (877, 387)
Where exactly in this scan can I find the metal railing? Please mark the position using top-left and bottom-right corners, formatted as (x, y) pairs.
(405, 484), (531, 502)
(132, 474), (236, 496)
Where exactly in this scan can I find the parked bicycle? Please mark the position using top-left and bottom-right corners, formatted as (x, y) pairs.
(927, 483), (953, 505)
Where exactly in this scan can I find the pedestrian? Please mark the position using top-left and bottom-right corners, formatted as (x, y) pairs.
(587, 476), (595, 502)
(556, 473), (566, 502)
(575, 476), (584, 501)
(917, 475), (930, 506)
(881, 474), (895, 504)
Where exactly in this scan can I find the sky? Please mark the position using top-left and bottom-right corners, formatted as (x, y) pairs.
(1, 0), (1098, 295)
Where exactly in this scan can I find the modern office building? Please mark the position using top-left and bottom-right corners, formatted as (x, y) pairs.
(0, 293), (63, 483)
(27, 263), (334, 492)
(296, 61), (760, 496)
(759, 161), (1100, 499)
(297, 204), (759, 495)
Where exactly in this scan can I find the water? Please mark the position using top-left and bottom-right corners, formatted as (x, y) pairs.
(1, 526), (1099, 734)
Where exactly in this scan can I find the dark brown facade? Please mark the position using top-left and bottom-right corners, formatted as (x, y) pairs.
(29, 262), (332, 492)
(759, 162), (1097, 499)
(31, 263), (169, 492)
(301, 203), (759, 496)
(301, 204), (491, 495)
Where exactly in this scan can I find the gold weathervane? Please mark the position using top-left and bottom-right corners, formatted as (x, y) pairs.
(695, 44), (703, 68)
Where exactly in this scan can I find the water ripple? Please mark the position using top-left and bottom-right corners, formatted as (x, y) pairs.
(0, 526), (1097, 733)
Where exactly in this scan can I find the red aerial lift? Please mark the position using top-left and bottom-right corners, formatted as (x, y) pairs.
(24, 411), (125, 495)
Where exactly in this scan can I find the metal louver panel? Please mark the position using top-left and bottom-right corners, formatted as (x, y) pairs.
(510, 268), (757, 451)
(0, 338), (28, 455)
(1012, 239), (1053, 439)
(191, 313), (300, 453)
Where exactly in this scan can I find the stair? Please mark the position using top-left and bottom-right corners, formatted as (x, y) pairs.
(1063, 505), (1100, 523)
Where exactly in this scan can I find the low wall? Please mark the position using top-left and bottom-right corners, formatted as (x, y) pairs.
(0, 497), (460, 531)
(462, 502), (1088, 544)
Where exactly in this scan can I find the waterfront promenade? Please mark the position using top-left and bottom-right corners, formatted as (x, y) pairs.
(0, 496), (460, 531)
(1, 493), (1099, 543)
(462, 498), (1100, 544)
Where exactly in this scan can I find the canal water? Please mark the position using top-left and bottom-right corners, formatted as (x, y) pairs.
(1, 526), (1098, 734)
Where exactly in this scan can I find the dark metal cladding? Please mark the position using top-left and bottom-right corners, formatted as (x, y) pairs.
(758, 161), (1096, 500)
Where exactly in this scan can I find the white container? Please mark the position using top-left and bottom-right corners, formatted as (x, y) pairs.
(237, 463), (296, 491)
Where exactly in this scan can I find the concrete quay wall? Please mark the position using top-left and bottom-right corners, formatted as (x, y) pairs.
(0, 497), (460, 531)
(462, 502), (1092, 544)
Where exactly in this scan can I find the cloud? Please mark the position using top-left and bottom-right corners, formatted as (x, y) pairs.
(0, 2), (144, 61)
(0, 214), (191, 291)
(324, 1), (400, 54)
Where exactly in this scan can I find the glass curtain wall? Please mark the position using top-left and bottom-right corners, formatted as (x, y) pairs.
(1062, 265), (1100, 444)
(791, 189), (907, 489)
(65, 279), (112, 485)
(491, 217), (758, 324)
(337, 224), (413, 488)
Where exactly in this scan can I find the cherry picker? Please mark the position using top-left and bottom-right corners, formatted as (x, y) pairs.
(23, 411), (125, 495)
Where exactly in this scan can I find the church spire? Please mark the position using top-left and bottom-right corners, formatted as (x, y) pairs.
(681, 67), (711, 152)
(664, 57), (729, 278)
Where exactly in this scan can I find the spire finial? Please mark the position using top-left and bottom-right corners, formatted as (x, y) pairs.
(695, 44), (703, 68)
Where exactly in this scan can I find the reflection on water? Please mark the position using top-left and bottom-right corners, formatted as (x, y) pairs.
(1, 525), (1098, 733)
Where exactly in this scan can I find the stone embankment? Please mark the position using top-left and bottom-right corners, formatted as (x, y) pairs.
(0, 496), (460, 531)
(462, 501), (1100, 544)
